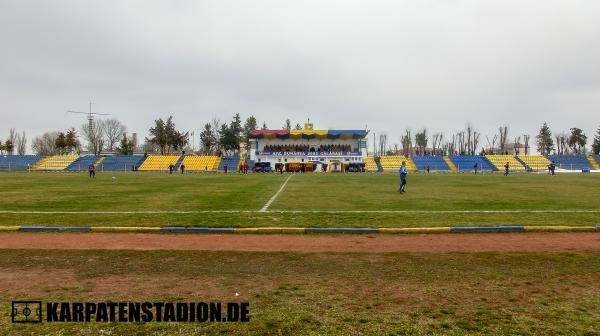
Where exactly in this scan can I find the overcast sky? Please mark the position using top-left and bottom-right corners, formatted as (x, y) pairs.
(1, 0), (599, 152)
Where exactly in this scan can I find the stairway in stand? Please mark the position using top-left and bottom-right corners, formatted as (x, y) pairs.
(587, 155), (600, 170)
(443, 156), (457, 172)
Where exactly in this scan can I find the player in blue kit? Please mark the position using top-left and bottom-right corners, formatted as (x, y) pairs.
(398, 161), (407, 193)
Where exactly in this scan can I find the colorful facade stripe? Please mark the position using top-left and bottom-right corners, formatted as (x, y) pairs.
(2, 225), (599, 233)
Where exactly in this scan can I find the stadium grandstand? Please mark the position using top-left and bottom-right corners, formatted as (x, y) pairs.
(378, 156), (417, 172)
(548, 155), (593, 171)
(0, 155), (42, 171)
(587, 154), (600, 170)
(364, 156), (379, 172)
(66, 155), (100, 171)
(137, 155), (181, 171)
(248, 123), (368, 172)
(485, 155), (526, 171)
(218, 155), (240, 171)
(448, 156), (495, 172)
(31, 154), (78, 171)
(97, 155), (146, 171)
(411, 156), (451, 171)
(181, 155), (221, 171)
(517, 155), (550, 171)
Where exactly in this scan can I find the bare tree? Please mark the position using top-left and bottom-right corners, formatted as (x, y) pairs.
(513, 136), (521, 155)
(485, 134), (498, 154)
(555, 133), (568, 155)
(401, 129), (412, 155)
(81, 120), (106, 155)
(32, 132), (59, 155)
(499, 126), (509, 154)
(457, 131), (466, 154)
(432, 133), (443, 155)
(16, 131), (27, 155)
(104, 118), (126, 152)
(465, 125), (473, 155)
(472, 131), (480, 155)
(378, 133), (388, 155)
(523, 135), (530, 155)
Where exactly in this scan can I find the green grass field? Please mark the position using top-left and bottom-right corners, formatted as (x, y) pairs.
(2, 172), (600, 335)
(2, 250), (600, 335)
(0, 171), (599, 227)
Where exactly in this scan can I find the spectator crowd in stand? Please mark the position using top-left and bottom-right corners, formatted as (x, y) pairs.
(262, 144), (353, 153)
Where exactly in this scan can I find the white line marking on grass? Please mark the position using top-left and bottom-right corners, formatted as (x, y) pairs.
(259, 174), (294, 212)
(0, 209), (599, 214)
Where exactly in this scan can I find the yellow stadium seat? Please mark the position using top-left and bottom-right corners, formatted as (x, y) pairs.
(137, 155), (180, 171)
(485, 155), (526, 171)
(518, 155), (550, 171)
(181, 156), (221, 171)
(32, 155), (79, 170)
(364, 156), (378, 172)
(379, 156), (416, 172)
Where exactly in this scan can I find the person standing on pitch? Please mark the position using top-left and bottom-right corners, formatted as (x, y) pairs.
(88, 163), (95, 178)
(398, 161), (407, 193)
(473, 162), (478, 174)
(549, 161), (556, 175)
(504, 162), (510, 176)
(224, 164), (228, 174)
(180, 164), (185, 174)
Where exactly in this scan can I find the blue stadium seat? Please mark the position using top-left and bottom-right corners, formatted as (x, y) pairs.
(218, 155), (240, 171)
(66, 155), (100, 171)
(0, 155), (43, 171)
(449, 156), (496, 171)
(411, 156), (451, 171)
(548, 155), (591, 171)
(97, 155), (146, 171)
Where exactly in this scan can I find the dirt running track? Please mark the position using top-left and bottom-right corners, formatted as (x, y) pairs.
(1, 233), (600, 252)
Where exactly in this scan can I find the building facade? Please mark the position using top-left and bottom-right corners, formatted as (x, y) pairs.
(248, 125), (368, 172)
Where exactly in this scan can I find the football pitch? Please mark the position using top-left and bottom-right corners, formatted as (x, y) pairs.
(2, 172), (600, 335)
(0, 171), (599, 228)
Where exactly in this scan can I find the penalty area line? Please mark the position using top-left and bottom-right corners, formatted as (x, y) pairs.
(259, 174), (294, 212)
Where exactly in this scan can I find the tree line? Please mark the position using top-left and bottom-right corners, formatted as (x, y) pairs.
(376, 123), (600, 156)
(4, 118), (599, 156)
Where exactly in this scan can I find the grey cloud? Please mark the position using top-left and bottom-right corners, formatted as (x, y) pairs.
(1, 0), (599, 150)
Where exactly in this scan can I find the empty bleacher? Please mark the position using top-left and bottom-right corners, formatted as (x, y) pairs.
(587, 155), (600, 170)
(517, 155), (550, 171)
(181, 155), (220, 171)
(379, 156), (416, 172)
(98, 155), (146, 171)
(0, 155), (43, 171)
(137, 155), (181, 171)
(485, 155), (526, 171)
(218, 155), (240, 171)
(364, 156), (379, 172)
(449, 156), (496, 172)
(411, 156), (451, 171)
(32, 155), (78, 171)
(548, 155), (592, 171)
(66, 155), (100, 171)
